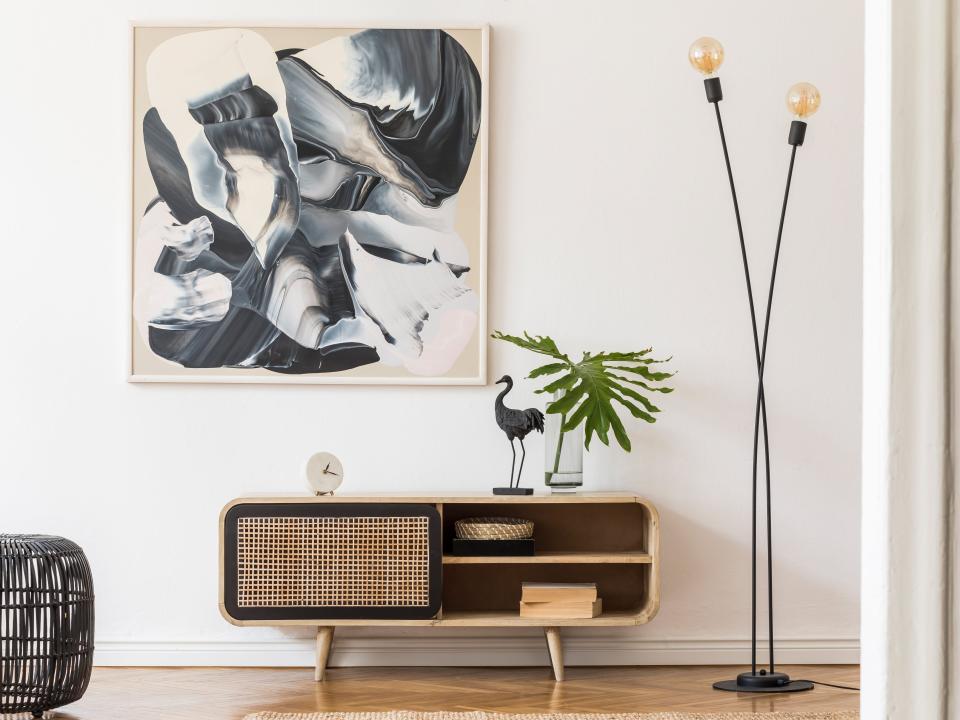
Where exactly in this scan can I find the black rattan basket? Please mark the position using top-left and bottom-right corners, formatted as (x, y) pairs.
(0, 534), (95, 717)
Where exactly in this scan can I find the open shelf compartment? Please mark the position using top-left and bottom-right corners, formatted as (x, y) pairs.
(441, 498), (653, 556)
(436, 495), (659, 626)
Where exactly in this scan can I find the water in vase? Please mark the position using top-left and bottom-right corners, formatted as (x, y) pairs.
(544, 393), (584, 492)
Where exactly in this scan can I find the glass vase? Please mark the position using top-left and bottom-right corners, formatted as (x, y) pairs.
(544, 392), (584, 492)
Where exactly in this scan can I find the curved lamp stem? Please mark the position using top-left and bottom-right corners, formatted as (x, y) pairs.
(753, 141), (799, 673)
(711, 100), (772, 676)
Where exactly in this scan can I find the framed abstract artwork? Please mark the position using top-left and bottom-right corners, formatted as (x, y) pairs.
(130, 25), (488, 384)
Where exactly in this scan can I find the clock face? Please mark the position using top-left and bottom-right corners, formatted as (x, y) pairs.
(305, 452), (344, 495)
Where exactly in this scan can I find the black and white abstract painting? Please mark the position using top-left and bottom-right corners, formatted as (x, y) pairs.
(131, 27), (487, 383)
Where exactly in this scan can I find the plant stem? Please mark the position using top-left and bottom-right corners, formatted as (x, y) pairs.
(552, 413), (567, 474)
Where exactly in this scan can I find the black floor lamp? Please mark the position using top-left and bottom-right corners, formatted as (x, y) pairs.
(688, 37), (821, 694)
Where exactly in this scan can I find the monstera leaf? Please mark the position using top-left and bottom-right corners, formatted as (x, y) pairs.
(491, 331), (674, 452)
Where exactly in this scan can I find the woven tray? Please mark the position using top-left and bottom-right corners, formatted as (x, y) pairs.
(454, 517), (534, 540)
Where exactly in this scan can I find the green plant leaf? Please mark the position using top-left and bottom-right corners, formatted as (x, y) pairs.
(609, 373), (675, 393)
(607, 378), (660, 413)
(591, 350), (652, 362)
(585, 411), (603, 449)
(605, 401), (632, 451)
(611, 365), (675, 382)
(546, 381), (587, 415)
(562, 397), (593, 432)
(608, 390), (657, 423)
(528, 362), (569, 379)
(539, 372), (579, 395)
(491, 331), (568, 361)
(594, 393), (611, 446)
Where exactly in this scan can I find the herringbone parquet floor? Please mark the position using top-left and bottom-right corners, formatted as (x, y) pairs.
(34, 665), (859, 720)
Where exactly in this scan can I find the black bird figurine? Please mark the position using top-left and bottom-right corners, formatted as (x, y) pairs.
(493, 375), (545, 495)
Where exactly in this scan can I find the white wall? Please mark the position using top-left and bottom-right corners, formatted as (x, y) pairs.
(0, 0), (863, 666)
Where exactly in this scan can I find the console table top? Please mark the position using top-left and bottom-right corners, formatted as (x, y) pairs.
(224, 491), (650, 506)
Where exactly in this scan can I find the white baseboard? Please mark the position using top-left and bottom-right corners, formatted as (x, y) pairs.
(94, 636), (859, 667)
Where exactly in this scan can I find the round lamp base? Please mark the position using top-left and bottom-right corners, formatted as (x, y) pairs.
(714, 671), (814, 693)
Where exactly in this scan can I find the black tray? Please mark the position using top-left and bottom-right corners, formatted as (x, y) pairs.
(450, 538), (536, 556)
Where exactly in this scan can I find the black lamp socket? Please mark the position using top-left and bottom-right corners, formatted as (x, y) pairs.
(704, 77), (723, 103)
(789, 120), (807, 146)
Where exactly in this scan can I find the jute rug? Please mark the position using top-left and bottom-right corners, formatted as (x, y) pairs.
(244, 712), (858, 720)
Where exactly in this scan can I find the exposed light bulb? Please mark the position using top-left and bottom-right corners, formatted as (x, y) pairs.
(786, 82), (821, 119)
(688, 37), (724, 76)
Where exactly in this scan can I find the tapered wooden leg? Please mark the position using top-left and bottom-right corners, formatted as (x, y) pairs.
(314, 626), (335, 682)
(544, 626), (564, 681)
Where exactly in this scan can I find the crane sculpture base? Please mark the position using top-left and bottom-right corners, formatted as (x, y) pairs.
(493, 487), (534, 495)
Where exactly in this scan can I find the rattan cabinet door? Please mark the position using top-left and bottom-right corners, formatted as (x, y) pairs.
(222, 503), (441, 621)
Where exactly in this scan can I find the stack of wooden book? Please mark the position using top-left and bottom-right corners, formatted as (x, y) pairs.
(519, 582), (601, 618)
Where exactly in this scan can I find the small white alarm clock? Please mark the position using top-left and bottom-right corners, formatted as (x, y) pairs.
(305, 452), (344, 496)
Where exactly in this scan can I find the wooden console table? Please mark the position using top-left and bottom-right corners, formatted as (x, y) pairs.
(219, 493), (660, 681)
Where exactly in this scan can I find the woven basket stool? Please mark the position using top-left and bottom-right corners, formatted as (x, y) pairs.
(0, 534), (95, 718)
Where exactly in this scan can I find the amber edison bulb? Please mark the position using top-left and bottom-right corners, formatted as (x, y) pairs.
(786, 82), (821, 118)
(689, 37), (724, 76)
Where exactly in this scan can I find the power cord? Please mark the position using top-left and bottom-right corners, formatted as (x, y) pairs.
(801, 679), (860, 691)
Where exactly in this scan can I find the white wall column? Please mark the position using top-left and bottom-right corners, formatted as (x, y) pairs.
(862, 0), (957, 717)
